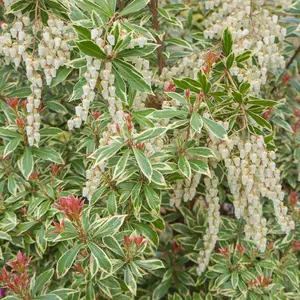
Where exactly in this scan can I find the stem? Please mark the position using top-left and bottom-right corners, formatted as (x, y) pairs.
(31, 0), (40, 58)
(119, 0), (125, 10)
(149, 0), (164, 74)
(286, 45), (300, 69)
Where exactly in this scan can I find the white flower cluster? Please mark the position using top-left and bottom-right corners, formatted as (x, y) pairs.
(100, 62), (124, 124)
(144, 136), (165, 155)
(170, 179), (184, 207)
(273, 0), (293, 7)
(156, 53), (205, 90)
(0, 17), (32, 67)
(82, 164), (104, 201)
(0, 15), (73, 145)
(169, 172), (202, 207)
(204, 0), (287, 93)
(209, 133), (295, 251)
(25, 81), (42, 146)
(39, 19), (73, 85)
(68, 56), (100, 130)
(197, 170), (220, 275)
(74, 27), (152, 198)
(131, 57), (151, 110)
(183, 173), (202, 202)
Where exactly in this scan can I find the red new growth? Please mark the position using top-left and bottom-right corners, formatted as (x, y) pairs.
(292, 240), (300, 251)
(54, 195), (84, 221)
(51, 219), (65, 234)
(123, 235), (146, 248)
(236, 244), (246, 255)
(219, 246), (230, 258)
(15, 118), (25, 128)
(51, 163), (64, 176)
(91, 111), (101, 120)
(164, 80), (176, 92)
(7, 251), (31, 273)
(171, 241), (183, 254)
(125, 114), (133, 132)
(282, 73), (291, 85)
(5, 97), (18, 110)
(248, 275), (272, 289)
(185, 89), (191, 99)
(290, 191), (298, 207)
(136, 143), (144, 150)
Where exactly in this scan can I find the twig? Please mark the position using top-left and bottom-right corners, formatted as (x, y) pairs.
(149, 0), (164, 74)
(31, 0), (40, 58)
(286, 45), (300, 69)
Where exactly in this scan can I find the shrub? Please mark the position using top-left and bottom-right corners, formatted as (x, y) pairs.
(0, 0), (299, 299)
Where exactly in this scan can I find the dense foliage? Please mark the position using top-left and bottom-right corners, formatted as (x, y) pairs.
(0, 0), (299, 299)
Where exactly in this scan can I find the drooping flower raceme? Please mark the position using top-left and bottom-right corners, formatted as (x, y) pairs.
(204, 0), (287, 93)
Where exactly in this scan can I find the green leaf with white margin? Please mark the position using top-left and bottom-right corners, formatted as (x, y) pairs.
(0, 212), (18, 232)
(0, 230), (12, 241)
(92, 215), (127, 238)
(50, 67), (72, 88)
(113, 150), (130, 179)
(19, 147), (34, 179)
(124, 266), (137, 295)
(119, 0), (150, 16)
(133, 148), (153, 181)
(151, 109), (186, 119)
(4, 136), (21, 157)
(247, 97), (278, 107)
(114, 59), (152, 93)
(86, 281), (96, 300)
(34, 295), (62, 300)
(166, 38), (193, 50)
(222, 28), (233, 56)
(32, 268), (54, 296)
(151, 169), (166, 186)
(178, 155), (191, 179)
(107, 191), (117, 215)
(50, 289), (76, 299)
(6, 87), (31, 98)
(32, 148), (64, 164)
(202, 117), (227, 139)
(117, 44), (158, 58)
(44, 101), (68, 114)
(166, 92), (186, 105)
(153, 279), (171, 300)
(135, 259), (164, 271)
(144, 185), (161, 213)
(76, 40), (106, 59)
(91, 137), (125, 165)
(107, 0), (116, 16)
(186, 147), (215, 158)
(190, 112), (203, 133)
(157, 7), (171, 20)
(57, 244), (82, 278)
(231, 271), (239, 289)
(134, 127), (167, 142)
(103, 235), (124, 257)
(132, 222), (159, 246)
(114, 68), (127, 103)
(8, 175), (17, 196)
(88, 241), (112, 273)
(247, 110), (272, 130)
(189, 159), (211, 177)
(271, 115), (293, 133)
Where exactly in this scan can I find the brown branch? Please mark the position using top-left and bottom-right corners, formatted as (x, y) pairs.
(149, 0), (164, 74)
(31, 0), (40, 58)
(119, 0), (125, 10)
(286, 45), (300, 69)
